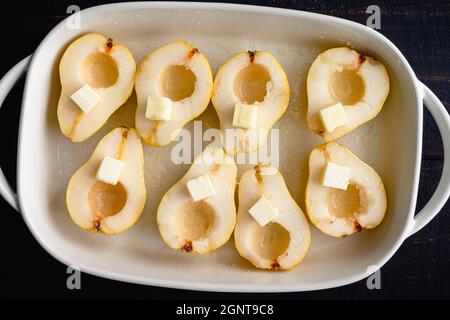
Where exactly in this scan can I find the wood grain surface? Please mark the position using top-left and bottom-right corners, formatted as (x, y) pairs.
(0, 0), (448, 299)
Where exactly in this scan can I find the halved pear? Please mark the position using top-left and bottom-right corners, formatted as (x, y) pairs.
(157, 148), (237, 253)
(234, 165), (311, 270)
(212, 51), (290, 154)
(305, 142), (387, 237)
(135, 40), (213, 146)
(307, 47), (389, 141)
(58, 33), (136, 142)
(66, 127), (146, 234)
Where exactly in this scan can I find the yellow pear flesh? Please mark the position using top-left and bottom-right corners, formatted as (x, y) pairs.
(157, 148), (237, 254)
(307, 47), (389, 141)
(234, 165), (311, 270)
(212, 51), (290, 154)
(305, 142), (387, 237)
(66, 127), (146, 234)
(135, 40), (213, 146)
(58, 33), (136, 142)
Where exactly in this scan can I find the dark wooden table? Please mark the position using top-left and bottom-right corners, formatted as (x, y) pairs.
(0, 0), (448, 299)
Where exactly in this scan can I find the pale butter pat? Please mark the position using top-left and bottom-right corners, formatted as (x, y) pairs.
(70, 84), (100, 113)
(248, 196), (279, 227)
(96, 156), (125, 185)
(145, 96), (172, 121)
(321, 161), (352, 190)
(319, 102), (348, 132)
(232, 103), (257, 129)
(186, 175), (216, 202)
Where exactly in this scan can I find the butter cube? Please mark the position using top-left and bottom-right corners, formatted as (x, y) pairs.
(145, 96), (172, 121)
(319, 102), (348, 133)
(321, 162), (352, 190)
(186, 175), (216, 202)
(96, 156), (125, 185)
(70, 84), (100, 113)
(248, 196), (279, 227)
(232, 103), (257, 129)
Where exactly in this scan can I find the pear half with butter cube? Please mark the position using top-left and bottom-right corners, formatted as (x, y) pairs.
(307, 47), (389, 141)
(234, 165), (311, 270)
(58, 33), (136, 142)
(66, 127), (146, 234)
(135, 40), (213, 146)
(157, 148), (237, 253)
(212, 51), (290, 154)
(305, 142), (387, 237)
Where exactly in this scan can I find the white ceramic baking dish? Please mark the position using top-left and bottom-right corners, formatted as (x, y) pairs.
(1, 2), (449, 292)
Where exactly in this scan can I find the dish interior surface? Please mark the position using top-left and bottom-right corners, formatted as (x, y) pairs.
(18, 4), (420, 290)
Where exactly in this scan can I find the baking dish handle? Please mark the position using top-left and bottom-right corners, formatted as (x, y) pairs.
(409, 82), (450, 236)
(0, 55), (31, 212)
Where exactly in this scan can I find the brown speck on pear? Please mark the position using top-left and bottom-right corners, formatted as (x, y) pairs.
(188, 48), (199, 58)
(106, 38), (114, 51)
(271, 260), (281, 270)
(182, 241), (193, 252)
(248, 51), (256, 63)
